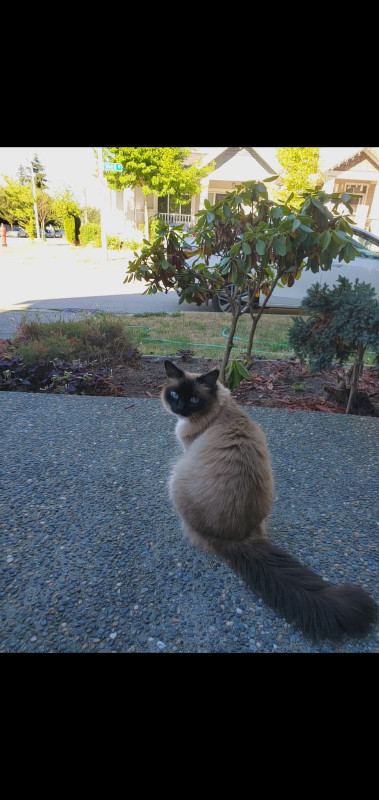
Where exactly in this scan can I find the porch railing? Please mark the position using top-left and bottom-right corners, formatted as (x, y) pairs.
(157, 212), (194, 228)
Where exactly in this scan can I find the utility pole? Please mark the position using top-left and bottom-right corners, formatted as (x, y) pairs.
(30, 157), (40, 240)
(96, 147), (107, 260)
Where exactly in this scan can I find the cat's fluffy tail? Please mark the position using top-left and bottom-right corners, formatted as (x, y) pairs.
(217, 538), (377, 641)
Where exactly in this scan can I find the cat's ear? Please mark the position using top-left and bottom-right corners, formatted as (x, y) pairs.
(196, 369), (220, 388)
(164, 361), (184, 380)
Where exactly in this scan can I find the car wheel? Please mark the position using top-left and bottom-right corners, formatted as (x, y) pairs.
(212, 284), (252, 313)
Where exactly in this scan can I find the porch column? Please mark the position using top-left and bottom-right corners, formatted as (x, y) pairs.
(368, 182), (379, 235)
(199, 178), (209, 210)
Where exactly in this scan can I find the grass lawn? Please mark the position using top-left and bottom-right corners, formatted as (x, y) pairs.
(121, 311), (296, 359)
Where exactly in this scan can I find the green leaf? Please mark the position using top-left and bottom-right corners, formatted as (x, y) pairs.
(292, 219), (301, 232)
(229, 243), (241, 256)
(272, 207), (283, 219)
(160, 259), (173, 271)
(311, 198), (328, 214)
(235, 362), (251, 378)
(242, 241), (251, 254)
(255, 239), (267, 255)
(319, 230), (331, 251)
(274, 237), (287, 256)
(204, 199), (212, 210)
(341, 193), (351, 204)
(223, 204), (231, 218)
(206, 212), (215, 223)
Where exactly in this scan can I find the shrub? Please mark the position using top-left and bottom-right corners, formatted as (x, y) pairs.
(11, 314), (141, 367)
(107, 235), (122, 250)
(288, 276), (379, 414)
(148, 214), (163, 242)
(80, 222), (101, 247)
(64, 216), (75, 244)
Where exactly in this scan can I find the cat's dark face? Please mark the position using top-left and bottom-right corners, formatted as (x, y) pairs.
(162, 361), (220, 417)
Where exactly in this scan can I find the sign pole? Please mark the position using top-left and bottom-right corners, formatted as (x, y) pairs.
(96, 147), (108, 261)
(30, 157), (40, 240)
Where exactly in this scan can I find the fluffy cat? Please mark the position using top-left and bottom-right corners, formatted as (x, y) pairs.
(161, 359), (377, 642)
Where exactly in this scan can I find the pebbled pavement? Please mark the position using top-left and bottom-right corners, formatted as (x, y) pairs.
(0, 394), (378, 653)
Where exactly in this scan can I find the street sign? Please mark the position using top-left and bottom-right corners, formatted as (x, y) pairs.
(103, 162), (123, 172)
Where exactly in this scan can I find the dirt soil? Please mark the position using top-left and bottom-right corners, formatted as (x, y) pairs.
(112, 354), (379, 416)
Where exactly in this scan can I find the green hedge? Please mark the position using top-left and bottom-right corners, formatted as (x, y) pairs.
(80, 223), (101, 247)
(64, 216), (76, 244)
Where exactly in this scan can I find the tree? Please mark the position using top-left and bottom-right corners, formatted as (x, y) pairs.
(37, 190), (55, 235)
(125, 181), (362, 383)
(84, 207), (100, 225)
(16, 165), (31, 186)
(274, 147), (323, 208)
(16, 154), (48, 191)
(54, 190), (82, 245)
(0, 177), (35, 236)
(31, 154), (48, 190)
(288, 276), (379, 414)
(102, 147), (213, 239)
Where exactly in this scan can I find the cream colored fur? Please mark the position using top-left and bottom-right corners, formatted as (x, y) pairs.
(162, 371), (274, 552)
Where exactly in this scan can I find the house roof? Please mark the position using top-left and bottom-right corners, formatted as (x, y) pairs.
(191, 147), (379, 182)
(326, 147), (379, 171)
(196, 146), (278, 182)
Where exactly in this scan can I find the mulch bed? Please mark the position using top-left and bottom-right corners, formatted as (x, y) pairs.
(111, 354), (379, 417)
(1, 338), (378, 415)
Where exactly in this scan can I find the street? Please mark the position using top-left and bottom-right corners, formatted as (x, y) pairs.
(0, 239), (212, 315)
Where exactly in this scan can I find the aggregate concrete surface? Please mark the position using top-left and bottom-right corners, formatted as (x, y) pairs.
(1, 394), (378, 653)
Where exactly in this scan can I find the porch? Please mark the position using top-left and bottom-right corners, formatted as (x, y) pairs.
(157, 212), (195, 229)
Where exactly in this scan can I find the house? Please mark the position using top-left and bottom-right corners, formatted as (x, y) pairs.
(102, 147), (379, 240)
(321, 147), (379, 233)
(101, 147), (278, 240)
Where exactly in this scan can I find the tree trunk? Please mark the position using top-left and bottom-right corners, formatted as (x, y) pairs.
(144, 195), (149, 241)
(346, 343), (365, 415)
(245, 273), (281, 360)
(219, 299), (242, 384)
(74, 216), (81, 246)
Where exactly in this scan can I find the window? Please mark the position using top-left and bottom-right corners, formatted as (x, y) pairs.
(207, 192), (227, 205)
(344, 183), (368, 218)
(158, 195), (191, 215)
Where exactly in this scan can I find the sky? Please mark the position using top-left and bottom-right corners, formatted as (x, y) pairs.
(0, 147), (101, 206)
(0, 146), (366, 208)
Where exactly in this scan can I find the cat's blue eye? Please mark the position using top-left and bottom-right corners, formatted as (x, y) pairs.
(190, 397), (200, 404)
(170, 391), (179, 400)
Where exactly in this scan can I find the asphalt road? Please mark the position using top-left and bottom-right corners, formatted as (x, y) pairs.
(0, 394), (378, 653)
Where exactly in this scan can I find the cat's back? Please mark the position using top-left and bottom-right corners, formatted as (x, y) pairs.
(172, 394), (275, 534)
(184, 395), (270, 465)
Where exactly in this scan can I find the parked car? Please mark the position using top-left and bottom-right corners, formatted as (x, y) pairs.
(54, 229), (64, 238)
(6, 227), (28, 238)
(186, 226), (379, 312)
(44, 228), (56, 238)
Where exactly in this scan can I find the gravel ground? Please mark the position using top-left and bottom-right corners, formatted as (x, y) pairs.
(0, 393), (378, 653)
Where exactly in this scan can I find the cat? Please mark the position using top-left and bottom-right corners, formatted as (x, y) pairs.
(161, 359), (377, 642)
